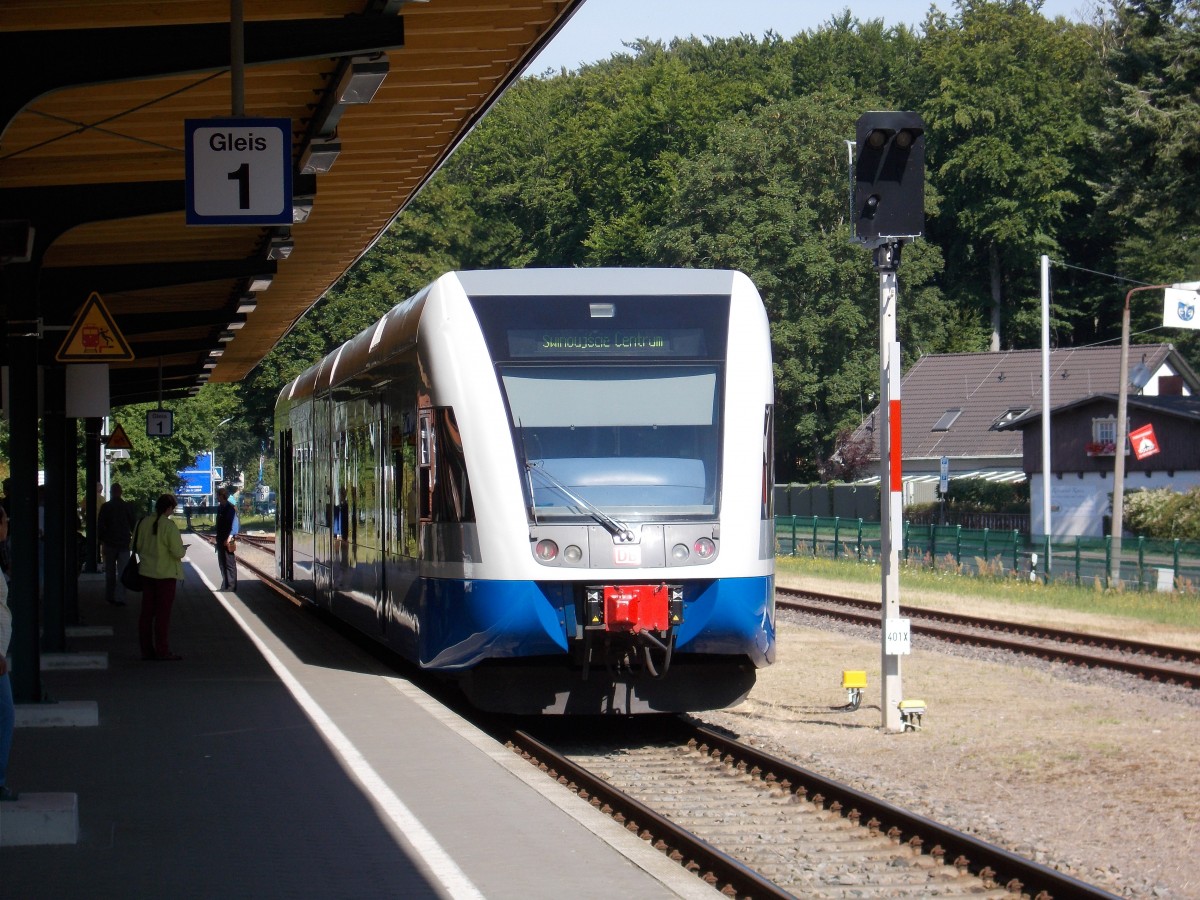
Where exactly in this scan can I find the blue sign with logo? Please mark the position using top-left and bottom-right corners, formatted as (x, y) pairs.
(178, 470), (212, 496)
(178, 454), (223, 496)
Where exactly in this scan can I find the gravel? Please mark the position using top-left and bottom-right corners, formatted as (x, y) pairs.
(694, 574), (1200, 899)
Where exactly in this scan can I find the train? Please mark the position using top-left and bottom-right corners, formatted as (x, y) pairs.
(274, 268), (775, 714)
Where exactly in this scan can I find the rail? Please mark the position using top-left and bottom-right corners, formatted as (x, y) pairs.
(775, 515), (1200, 591)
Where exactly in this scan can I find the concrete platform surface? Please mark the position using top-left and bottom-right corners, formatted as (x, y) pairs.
(0, 543), (717, 899)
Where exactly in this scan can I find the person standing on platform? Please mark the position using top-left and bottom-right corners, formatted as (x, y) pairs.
(135, 494), (186, 661)
(215, 486), (239, 591)
(0, 479), (10, 583)
(97, 483), (137, 606)
(0, 504), (17, 800)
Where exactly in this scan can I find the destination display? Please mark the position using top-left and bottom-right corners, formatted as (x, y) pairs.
(507, 327), (706, 358)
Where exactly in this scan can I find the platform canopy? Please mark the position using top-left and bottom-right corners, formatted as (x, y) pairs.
(1, 0), (583, 405)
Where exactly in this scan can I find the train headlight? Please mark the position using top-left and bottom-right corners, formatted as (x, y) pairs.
(564, 544), (583, 563)
(535, 539), (559, 561)
(693, 537), (716, 559)
(671, 543), (690, 562)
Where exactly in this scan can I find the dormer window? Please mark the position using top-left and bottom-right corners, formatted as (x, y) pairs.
(990, 407), (1030, 430)
(932, 408), (962, 432)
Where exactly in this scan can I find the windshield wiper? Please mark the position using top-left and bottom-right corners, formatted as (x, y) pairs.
(526, 460), (635, 541)
(516, 422), (539, 526)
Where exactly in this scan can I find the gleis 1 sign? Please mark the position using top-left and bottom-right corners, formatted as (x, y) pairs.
(185, 117), (292, 225)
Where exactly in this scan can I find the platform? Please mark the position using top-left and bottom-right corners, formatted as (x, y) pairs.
(0, 542), (716, 898)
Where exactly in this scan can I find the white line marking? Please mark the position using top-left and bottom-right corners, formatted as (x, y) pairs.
(201, 569), (484, 899)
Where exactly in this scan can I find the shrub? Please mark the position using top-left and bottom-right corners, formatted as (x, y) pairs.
(1123, 486), (1200, 540)
(907, 477), (1029, 520)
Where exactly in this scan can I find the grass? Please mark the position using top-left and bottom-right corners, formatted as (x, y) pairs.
(776, 554), (1200, 629)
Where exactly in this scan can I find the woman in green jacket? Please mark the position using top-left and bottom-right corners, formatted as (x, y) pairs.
(135, 494), (186, 661)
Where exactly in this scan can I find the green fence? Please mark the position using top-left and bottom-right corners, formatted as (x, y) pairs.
(775, 516), (1200, 591)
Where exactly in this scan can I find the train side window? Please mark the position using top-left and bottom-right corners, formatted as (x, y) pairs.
(391, 409), (418, 556)
(416, 406), (474, 525)
(418, 409), (434, 522)
(433, 407), (474, 523)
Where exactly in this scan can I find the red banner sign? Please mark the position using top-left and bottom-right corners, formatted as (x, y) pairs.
(1129, 423), (1160, 460)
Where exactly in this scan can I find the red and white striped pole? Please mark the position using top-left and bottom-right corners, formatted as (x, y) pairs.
(876, 242), (905, 732)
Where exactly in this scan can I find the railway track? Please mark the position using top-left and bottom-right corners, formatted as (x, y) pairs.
(217, 533), (1123, 898)
(225, 535), (1200, 688)
(778, 587), (1200, 689)
(503, 718), (1116, 899)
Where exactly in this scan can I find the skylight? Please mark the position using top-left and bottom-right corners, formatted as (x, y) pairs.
(932, 408), (962, 431)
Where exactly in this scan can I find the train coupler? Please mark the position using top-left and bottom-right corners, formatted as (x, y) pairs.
(585, 583), (682, 635)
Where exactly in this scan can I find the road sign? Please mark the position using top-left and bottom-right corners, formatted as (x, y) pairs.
(146, 409), (174, 437)
(185, 117), (292, 225)
(178, 470), (212, 496)
(56, 292), (134, 361)
(106, 423), (133, 450)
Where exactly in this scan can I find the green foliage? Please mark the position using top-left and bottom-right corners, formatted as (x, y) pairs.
(1091, 0), (1200, 365)
(655, 93), (958, 476)
(777, 553), (1200, 622)
(907, 477), (1031, 519)
(920, 1), (1098, 350)
(945, 477), (1030, 513)
(1123, 486), (1200, 540)
(106, 385), (248, 512)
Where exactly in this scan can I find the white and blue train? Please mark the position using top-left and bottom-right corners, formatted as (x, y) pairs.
(274, 268), (775, 713)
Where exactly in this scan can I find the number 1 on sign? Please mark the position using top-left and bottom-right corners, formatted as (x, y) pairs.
(228, 163), (250, 209)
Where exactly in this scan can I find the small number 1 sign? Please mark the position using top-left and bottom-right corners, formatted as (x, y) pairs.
(185, 117), (292, 225)
(147, 409), (174, 437)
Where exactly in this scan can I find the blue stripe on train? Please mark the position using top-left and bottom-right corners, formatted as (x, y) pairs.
(417, 576), (775, 670)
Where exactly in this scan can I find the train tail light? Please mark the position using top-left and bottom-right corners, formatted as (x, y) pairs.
(535, 539), (558, 561)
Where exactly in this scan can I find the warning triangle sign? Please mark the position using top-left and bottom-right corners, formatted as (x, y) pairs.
(56, 292), (134, 362)
(105, 423), (133, 450)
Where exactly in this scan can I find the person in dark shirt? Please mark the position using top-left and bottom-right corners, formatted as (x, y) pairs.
(215, 487), (239, 591)
(96, 483), (138, 606)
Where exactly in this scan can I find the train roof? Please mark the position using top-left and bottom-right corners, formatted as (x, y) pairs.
(276, 268), (752, 405)
(454, 268), (744, 297)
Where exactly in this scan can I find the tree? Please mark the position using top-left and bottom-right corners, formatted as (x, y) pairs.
(656, 94), (956, 480)
(105, 384), (245, 512)
(1092, 0), (1200, 368)
(920, 1), (1096, 350)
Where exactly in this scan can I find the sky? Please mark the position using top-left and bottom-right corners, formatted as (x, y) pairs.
(528, 0), (1100, 73)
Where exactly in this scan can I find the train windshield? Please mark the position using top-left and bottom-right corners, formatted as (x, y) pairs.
(470, 293), (729, 521)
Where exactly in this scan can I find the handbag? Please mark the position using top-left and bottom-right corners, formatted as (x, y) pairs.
(121, 518), (144, 592)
